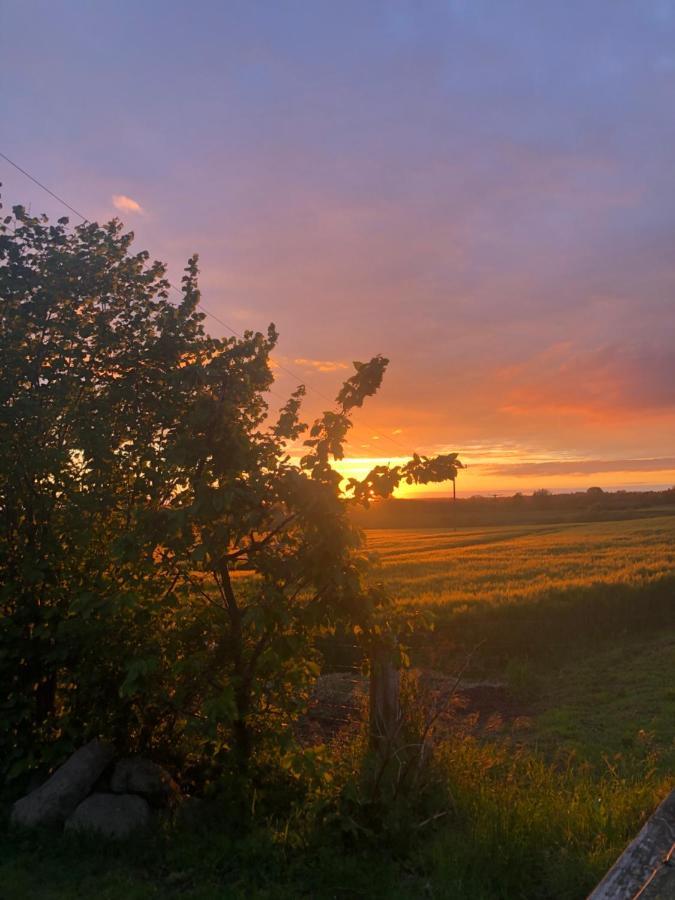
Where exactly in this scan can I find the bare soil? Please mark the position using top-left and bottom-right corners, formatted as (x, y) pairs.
(297, 669), (533, 747)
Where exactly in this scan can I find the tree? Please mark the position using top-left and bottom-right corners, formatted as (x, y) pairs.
(0, 201), (461, 782)
(0, 203), (212, 777)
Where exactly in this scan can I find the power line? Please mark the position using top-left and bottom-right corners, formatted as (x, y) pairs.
(0, 151), (89, 223)
(0, 152), (249, 341)
(0, 149), (413, 456)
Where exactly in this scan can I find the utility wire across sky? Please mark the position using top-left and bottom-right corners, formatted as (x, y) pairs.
(0, 149), (417, 458)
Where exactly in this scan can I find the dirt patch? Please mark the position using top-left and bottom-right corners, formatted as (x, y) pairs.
(413, 671), (533, 739)
(297, 669), (532, 747)
(295, 672), (367, 747)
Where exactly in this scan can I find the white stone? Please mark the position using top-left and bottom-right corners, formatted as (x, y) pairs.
(65, 792), (151, 839)
(11, 739), (114, 829)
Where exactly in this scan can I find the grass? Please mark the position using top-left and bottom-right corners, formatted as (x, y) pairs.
(425, 737), (670, 900)
(4, 514), (675, 898)
(364, 515), (675, 760)
(0, 821), (417, 899)
(533, 632), (675, 768)
(1, 740), (670, 900)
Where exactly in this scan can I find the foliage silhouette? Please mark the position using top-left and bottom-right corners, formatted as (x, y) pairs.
(0, 200), (461, 783)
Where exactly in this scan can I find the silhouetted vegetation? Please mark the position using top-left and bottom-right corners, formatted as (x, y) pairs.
(350, 488), (675, 529)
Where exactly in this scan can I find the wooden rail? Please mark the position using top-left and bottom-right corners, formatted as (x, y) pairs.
(588, 789), (675, 899)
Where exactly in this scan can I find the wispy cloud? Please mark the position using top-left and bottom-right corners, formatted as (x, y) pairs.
(112, 194), (143, 214)
(483, 457), (675, 477)
(293, 358), (349, 373)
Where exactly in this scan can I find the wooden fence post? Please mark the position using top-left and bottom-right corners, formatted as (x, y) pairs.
(369, 647), (401, 754)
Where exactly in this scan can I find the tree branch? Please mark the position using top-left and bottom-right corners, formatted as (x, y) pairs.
(219, 513), (296, 564)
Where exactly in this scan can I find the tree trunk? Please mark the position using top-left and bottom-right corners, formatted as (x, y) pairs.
(232, 715), (251, 773)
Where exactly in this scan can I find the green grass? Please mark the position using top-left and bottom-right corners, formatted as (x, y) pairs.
(364, 517), (675, 765)
(2, 741), (670, 900)
(425, 737), (670, 900)
(533, 632), (675, 768)
(0, 822), (417, 899)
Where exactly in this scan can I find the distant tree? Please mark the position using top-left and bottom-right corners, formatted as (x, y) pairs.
(587, 486), (604, 496)
(0, 202), (462, 781)
(532, 487), (552, 509)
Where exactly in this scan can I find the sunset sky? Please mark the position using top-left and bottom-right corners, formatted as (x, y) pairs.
(2, 1), (675, 496)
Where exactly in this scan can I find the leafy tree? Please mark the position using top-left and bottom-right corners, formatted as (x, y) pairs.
(0, 200), (461, 784)
(0, 202), (210, 778)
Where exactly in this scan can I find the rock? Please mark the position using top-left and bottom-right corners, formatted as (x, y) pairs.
(11, 739), (115, 829)
(65, 792), (151, 839)
(110, 757), (180, 806)
(91, 770), (111, 793)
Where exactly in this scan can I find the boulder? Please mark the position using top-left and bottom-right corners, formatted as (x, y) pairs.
(65, 792), (151, 839)
(110, 757), (180, 806)
(11, 739), (115, 829)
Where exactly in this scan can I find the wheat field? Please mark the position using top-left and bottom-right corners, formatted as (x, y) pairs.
(364, 515), (675, 609)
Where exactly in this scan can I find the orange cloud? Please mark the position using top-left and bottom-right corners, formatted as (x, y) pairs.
(293, 358), (349, 373)
(112, 194), (143, 214)
(483, 457), (675, 477)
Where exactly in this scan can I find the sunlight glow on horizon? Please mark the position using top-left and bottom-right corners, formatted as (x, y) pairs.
(328, 454), (675, 498)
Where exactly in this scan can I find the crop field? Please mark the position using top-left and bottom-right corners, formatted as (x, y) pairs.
(364, 515), (675, 774)
(364, 515), (675, 609)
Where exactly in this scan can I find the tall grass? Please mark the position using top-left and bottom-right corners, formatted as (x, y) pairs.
(2, 734), (669, 899)
(423, 737), (671, 900)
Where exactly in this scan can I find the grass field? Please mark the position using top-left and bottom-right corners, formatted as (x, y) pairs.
(366, 514), (675, 772)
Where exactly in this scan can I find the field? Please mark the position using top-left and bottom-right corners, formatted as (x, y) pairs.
(365, 516), (675, 763)
(365, 515), (675, 608)
(3, 514), (675, 898)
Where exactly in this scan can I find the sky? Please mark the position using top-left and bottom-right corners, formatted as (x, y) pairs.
(2, 0), (675, 496)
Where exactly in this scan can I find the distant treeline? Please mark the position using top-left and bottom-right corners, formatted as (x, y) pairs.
(350, 487), (675, 528)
